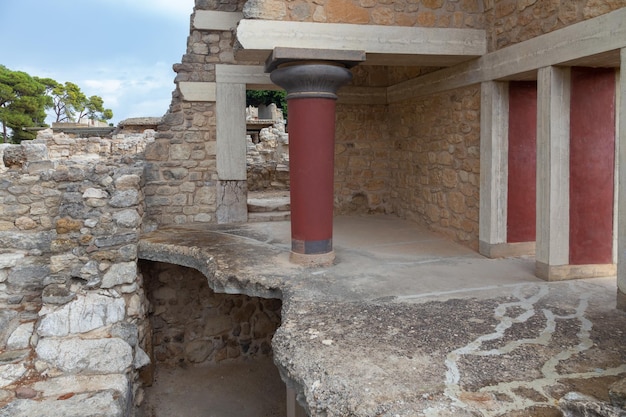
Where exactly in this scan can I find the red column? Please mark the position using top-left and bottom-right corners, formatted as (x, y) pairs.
(270, 63), (352, 266)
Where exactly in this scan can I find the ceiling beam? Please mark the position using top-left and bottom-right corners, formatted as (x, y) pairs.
(235, 20), (486, 67)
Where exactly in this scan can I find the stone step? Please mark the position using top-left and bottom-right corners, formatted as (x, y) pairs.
(247, 192), (290, 213)
(248, 211), (291, 222)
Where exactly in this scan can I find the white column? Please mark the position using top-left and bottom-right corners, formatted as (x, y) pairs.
(216, 82), (247, 180)
(479, 81), (510, 257)
(618, 49), (626, 299)
(216, 82), (247, 224)
(535, 66), (571, 279)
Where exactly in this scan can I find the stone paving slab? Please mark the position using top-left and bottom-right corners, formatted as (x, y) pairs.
(138, 215), (626, 416)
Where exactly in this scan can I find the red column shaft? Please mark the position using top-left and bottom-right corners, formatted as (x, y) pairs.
(288, 97), (336, 254)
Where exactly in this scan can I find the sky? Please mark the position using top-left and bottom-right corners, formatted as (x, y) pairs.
(0, 0), (194, 125)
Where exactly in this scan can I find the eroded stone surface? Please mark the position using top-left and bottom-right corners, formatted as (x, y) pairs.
(0, 390), (126, 417)
(36, 337), (133, 374)
(138, 221), (626, 416)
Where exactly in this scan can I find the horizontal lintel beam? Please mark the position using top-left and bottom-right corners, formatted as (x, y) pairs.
(388, 7), (626, 102)
(193, 10), (243, 31)
(236, 20), (485, 65)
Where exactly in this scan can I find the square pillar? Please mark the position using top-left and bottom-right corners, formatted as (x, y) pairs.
(216, 81), (248, 223)
(535, 66), (571, 280)
(479, 81), (511, 257)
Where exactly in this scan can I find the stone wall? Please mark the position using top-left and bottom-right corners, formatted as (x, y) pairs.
(388, 85), (481, 249)
(141, 261), (281, 366)
(243, 0), (485, 28)
(247, 123), (290, 191)
(334, 104), (392, 214)
(485, 0), (626, 51)
(0, 130), (153, 415)
(145, 0), (256, 227)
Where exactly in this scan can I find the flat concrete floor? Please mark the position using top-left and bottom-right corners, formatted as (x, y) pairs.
(140, 357), (286, 417)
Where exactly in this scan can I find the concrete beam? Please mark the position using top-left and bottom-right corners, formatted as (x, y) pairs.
(216, 65), (274, 89)
(193, 10), (243, 31)
(236, 20), (486, 66)
(479, 81), (509, 257)
(178, 82), (216, 102)
(535, 66), (571, 280)
(388, 7), (626, 102)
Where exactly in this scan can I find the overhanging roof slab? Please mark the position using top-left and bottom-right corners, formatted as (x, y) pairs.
(236, 20), (486, 67)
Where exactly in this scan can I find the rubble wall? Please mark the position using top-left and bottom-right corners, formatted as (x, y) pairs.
(141, 261), (281, 366)
(388, 86), (481, 249)
(247, 123), (290, 191)
(334, 104), (392, 214)
(145, 0), (254, 227)
(485, 0), (626, 51)
(243, 0), (485, 28)
(0, 131), (153, 415)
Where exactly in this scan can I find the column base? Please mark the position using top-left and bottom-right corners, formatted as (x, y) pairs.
(617, 289), (626, 311)
(535, 262), (616, 281)
(479, 241), (536, 258)
(290, 251), (335, 267)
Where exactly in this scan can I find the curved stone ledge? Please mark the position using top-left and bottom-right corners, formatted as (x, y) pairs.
(138, 224), (296, 300)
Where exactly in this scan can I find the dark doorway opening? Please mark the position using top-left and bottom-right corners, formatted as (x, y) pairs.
(138, 260), (285, 417)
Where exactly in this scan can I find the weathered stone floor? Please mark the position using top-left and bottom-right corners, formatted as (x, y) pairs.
(139, 215), (626, 417)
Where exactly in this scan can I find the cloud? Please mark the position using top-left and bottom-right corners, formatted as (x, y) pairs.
(93, 0), (194, 19)
(79, 63), (175, 122)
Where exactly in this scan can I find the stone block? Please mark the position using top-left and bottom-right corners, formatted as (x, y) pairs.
(38, 292), (126, 337)
(7, 264), (49, 290)
(101, 262), (137, 288)
(0, 390), (126, 417)
(36, 337), (133, 374)
(110, 189), (141, 207)
(7, 322), (34, 350)
(113, 209), (141, 228)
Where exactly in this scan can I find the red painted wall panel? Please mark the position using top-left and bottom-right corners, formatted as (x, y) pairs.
(569, 67), (616, 265)
(507, 82), (537, 243)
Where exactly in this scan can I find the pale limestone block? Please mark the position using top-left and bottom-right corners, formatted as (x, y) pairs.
(36, 337), (133, 374)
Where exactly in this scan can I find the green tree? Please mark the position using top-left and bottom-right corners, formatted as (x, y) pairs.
(246, 90), (287, 118)
(0, 65), (52, 143)
(51, 82), (113, 124)
(51, 81), (84, 123)
(82, 95), (113, 123)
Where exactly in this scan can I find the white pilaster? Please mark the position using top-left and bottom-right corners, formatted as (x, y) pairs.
(479, 81), (510, 257)
(536, 66), (571, 279)
(216, 82), (247, 180)
(618, 49), (626, 298)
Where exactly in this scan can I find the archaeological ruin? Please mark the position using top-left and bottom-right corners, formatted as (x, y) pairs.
(2, 1), (626, 416)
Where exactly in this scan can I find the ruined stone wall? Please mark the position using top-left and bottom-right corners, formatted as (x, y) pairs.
(485, 0), (626, 51)
(334, 104), (392, 214)
(388, 85), (481, 249)
(145, 0), (254, 227)
(247, 124), (290, 191)
(141, 261), (281, 366)
(0, 131), (152, 415)
(244, 0), (485, 28)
